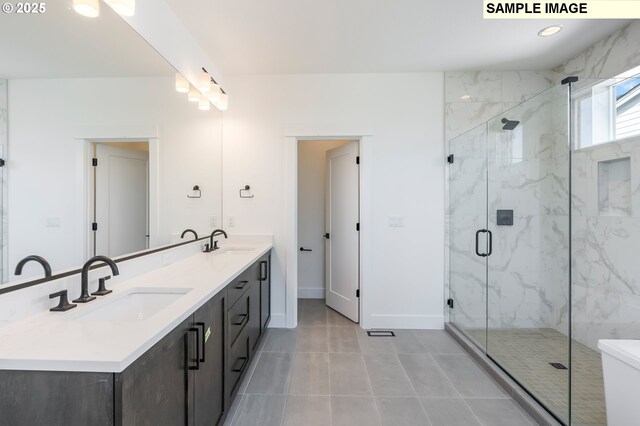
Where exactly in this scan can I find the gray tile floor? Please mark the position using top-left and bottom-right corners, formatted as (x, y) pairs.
(224, 299), (538, 426)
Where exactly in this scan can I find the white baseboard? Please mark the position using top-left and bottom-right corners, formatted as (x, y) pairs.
(365, 314), (444, 330)
(297, 288), (325, 299)
(267, 312), (286, 328)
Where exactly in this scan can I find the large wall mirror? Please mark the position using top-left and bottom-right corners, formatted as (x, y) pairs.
(0, 3), (222, 285)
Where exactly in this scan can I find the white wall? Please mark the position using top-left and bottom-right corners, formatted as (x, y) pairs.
(297, 140), (350, 299)
(7, 76), (222, 281)
(222, 73), (445, 329)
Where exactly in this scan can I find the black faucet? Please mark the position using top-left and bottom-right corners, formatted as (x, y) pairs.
(181, 229), (198, 240)
(205, 229), (228, 252)
(73, 255), (120, 303)
(15, 255), (52, 278)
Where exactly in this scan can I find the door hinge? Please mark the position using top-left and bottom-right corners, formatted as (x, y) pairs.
(356, 289), (360, 298)
(356, 223), (360, 231)
(92, 222), (98, 231)
(447, 154), (454, 164)
(447, 298), (454, 308)
(356, 156), (360, 165)
(92, 158), (98, 167)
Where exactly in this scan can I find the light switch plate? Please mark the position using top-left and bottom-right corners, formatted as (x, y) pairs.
(389, 216), (404, 227)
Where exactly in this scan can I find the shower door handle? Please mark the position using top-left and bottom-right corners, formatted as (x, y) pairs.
(487, 230), (493, 256)
(475, 229), (488, 257)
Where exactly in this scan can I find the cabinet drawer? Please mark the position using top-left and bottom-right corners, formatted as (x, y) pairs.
(228, 291), (250, 347)
(227, 270), (251, 308)
(227, 331), (250, 401)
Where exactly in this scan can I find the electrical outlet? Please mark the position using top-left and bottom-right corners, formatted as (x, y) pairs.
(209, 216), (217, 228)
(227, 216), (235, 227)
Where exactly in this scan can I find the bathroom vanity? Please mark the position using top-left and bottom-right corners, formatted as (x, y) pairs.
(0, 244), (271, 426)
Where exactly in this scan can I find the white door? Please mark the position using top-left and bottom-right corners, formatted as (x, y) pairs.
(95, 144), (149, 257)
(325, 141), (359, 322)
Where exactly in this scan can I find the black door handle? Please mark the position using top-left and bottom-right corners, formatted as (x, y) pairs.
(299, 247), (312, 252)
(475, 229), (488, 257)
(487, 230), (493, 256)
(235, 281), (248, 290)
(323, 233), (330, 239)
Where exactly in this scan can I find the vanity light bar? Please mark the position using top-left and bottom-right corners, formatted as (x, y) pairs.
(175, 69), (228, 111)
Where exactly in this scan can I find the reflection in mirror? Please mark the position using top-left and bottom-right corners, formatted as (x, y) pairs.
(0, 4), (222, 284)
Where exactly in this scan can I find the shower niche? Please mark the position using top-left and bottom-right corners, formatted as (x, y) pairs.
(598, 157), (631, 217)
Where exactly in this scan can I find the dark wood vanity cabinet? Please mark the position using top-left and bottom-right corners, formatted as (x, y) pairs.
(118, 288), (227, 426)
(0, 250), (271, 426)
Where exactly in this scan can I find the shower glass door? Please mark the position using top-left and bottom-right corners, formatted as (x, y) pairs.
(448, 124), (488, 350)
(485, 84), (571, 424)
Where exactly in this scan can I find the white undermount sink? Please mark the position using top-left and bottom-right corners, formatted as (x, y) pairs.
(218, 246), (257, 253)
(67, 287), (192, 322)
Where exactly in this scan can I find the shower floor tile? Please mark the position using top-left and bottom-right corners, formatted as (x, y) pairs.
(467, 328), (606, 426)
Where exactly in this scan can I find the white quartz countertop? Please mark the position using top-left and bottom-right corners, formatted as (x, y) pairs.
(0, 241), (272, 373)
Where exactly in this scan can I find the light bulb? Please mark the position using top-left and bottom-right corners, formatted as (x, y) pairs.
(175, 74), (189, 93)
(208, 88), (221, 104)
(105, 0), (135, 16)
(197, 71), (211, 93)
(217, 93), (228, 111)
(188, 85), (200, 102)
(73, 0), (100, 17)
(199, 95), (211, 111)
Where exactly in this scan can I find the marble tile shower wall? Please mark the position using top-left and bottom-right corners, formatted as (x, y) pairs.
(446, 71), (565, 332)
(447, 21), (640, 348)
(571, 139), (640, 350)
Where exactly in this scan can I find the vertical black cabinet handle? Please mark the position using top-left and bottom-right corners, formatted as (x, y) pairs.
(188, 327), (200, 370)
(196, 322), (206, 363)
(259, 261), (268, 281)
(487, 230), (493, 257)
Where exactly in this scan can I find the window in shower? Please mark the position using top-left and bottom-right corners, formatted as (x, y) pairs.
(575, 65), (640, 149)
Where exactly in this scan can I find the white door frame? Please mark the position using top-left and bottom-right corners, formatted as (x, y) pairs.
(83, 137), (159, 260)
(284, 127), (373, 329)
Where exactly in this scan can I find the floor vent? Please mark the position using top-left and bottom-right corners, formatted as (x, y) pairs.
(367, 330), (395, 337)
(549, 362), (567, 370)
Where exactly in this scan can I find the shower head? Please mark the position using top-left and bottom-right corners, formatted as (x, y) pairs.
(501, 117), (520, 130)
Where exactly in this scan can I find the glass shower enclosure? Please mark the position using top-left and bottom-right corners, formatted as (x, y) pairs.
(448, 73), (640, 425)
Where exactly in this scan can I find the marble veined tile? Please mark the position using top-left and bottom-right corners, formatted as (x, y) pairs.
(555, 21), (640, 79)
(445, 71), (502, 103)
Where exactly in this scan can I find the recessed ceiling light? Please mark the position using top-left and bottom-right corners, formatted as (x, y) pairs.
(460, 95), (472, 100)
(538, 25), (562, 37)
(73, 0), (100, 17)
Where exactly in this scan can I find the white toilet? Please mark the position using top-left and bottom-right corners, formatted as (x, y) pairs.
(598, 339), (640, 426)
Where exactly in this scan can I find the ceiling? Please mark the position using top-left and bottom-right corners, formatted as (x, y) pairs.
(165, 0), (630, 75)
(0, 2), (174, 78)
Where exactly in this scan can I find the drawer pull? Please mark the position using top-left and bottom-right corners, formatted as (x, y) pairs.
(235, 281), (249, 290)
(231, 356), (248, 373)
(259, 261), (268, 281)
(233, 313), (248, 326)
